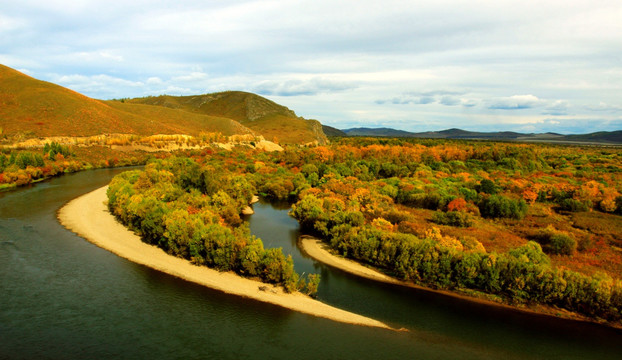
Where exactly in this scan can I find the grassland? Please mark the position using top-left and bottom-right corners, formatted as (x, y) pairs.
(127, 92), (328, 145)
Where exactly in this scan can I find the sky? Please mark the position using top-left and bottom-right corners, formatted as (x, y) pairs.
(1, 0), (622, 134)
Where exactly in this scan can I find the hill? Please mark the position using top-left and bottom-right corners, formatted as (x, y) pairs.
(0, 64), (328, 145)
(127, 92), (328, 144)
(322, 125), (347, 137)
(343, 127), (418, 137)
(563, 131), (622, 144)
(0, 64), (255, 140)
(343, 127), (535, 139)
(342, 127), (622, 144)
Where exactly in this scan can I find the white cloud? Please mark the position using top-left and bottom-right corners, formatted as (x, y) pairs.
(586, 102), (622, 112)
(46, 73), (145, 99)
(253, 77), (357, 96)
(99, 52), (123, 62)
(461, 99), (478, 108)
(1, 0), (621, 133)
(73, 51), (124, 62)
(146, 77), (163, 85)
(53, 74), (143, 88)
(172, 72), (209, 82)
(17, 68), (34, 76)
(487, 95), (545, 110)
(376, 90), (466, 106)
(543, 100), (569, 115)
(158, 86), (195, 95)
(439, 96), (461, 106)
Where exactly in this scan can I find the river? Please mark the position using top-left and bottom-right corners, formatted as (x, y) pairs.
(1, 168), (621, 359)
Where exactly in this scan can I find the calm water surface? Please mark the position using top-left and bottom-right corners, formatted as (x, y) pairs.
(1, 169), (621, 359)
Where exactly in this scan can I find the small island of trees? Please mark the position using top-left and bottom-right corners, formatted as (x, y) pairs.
(106, 156), (320, 295)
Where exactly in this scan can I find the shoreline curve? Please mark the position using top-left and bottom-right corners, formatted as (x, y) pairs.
(299, 236), (621, 330)
(57, 186), (392, 330)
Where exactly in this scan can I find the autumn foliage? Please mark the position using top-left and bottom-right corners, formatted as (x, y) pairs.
(106, 156), (320, 295)
(4, 134), (622, 324)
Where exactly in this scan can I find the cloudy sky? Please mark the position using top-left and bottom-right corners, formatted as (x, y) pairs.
(2, 0), (621, 133)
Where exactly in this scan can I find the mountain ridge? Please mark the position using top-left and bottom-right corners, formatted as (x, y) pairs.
(340, 127), (622, 144)
(127, 92), (328, 145)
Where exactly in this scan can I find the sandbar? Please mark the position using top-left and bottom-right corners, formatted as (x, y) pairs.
(57, 186), (391, 330)
(300, 236), (405, 286)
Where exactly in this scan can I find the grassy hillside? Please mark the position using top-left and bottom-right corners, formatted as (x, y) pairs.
(0, 65), (259, 140)
(103, 101), (253, 137)
(128, 92), (295, 121)
(322, 125), (347, 137)
(1, 64), (136, 138)
(129, 92), (328, 144)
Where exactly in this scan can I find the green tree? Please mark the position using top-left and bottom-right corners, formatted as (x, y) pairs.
(477, 179), (498, 195)
(508, 241), (550, 265)
(305, 274), (321, 297)
(478, 195), (528, 219)
(432, 211), (473, 227)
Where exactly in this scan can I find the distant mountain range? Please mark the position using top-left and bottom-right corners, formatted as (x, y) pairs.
(323, 126), (622, 145)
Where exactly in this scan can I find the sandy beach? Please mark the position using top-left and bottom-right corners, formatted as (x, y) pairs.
(300, 235), (541, 302)
(57, 186), (391, 330)
(299, 236), (405, 286)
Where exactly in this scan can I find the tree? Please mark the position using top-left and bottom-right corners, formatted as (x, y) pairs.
(534, 226), (577, 255)
(240, 237), (265, 276)
(290, 195), (325, 230)
(432, 211), (473, 227)
(106, 157), (318, 294)
(305, 274), (321, 297)
(447, 198), (468, 212)
(478, 195), (527, 219)
(509, 241), (550, 265)
(477, 179), (498, 194)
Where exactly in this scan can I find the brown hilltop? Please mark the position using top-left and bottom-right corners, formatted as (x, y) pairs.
(0, 64), (254, 139)
(128, 92), (328, 145)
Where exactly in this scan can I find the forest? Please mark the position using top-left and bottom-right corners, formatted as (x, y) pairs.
(103, 137), (622, 322)
(2, 136), (622, 322)
(284, 138), (622, 322)
(0, 142), (147, 190)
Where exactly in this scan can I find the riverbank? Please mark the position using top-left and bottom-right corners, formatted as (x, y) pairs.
(57, 186), (392, 330)
(299, 236), (622, 330)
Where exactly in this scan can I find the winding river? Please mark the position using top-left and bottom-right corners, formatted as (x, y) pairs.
(1, 168), (621, 359)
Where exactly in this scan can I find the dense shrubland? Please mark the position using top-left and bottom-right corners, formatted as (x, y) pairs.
(106, 156), (319, 295)
(0, 142), (146, 190)
(290, 190), (622, 321)
(106, 138), (622, 322)
(6, 135), (622, 322)
(260, 138), (622, 322)
(0, 132), (256, 190)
